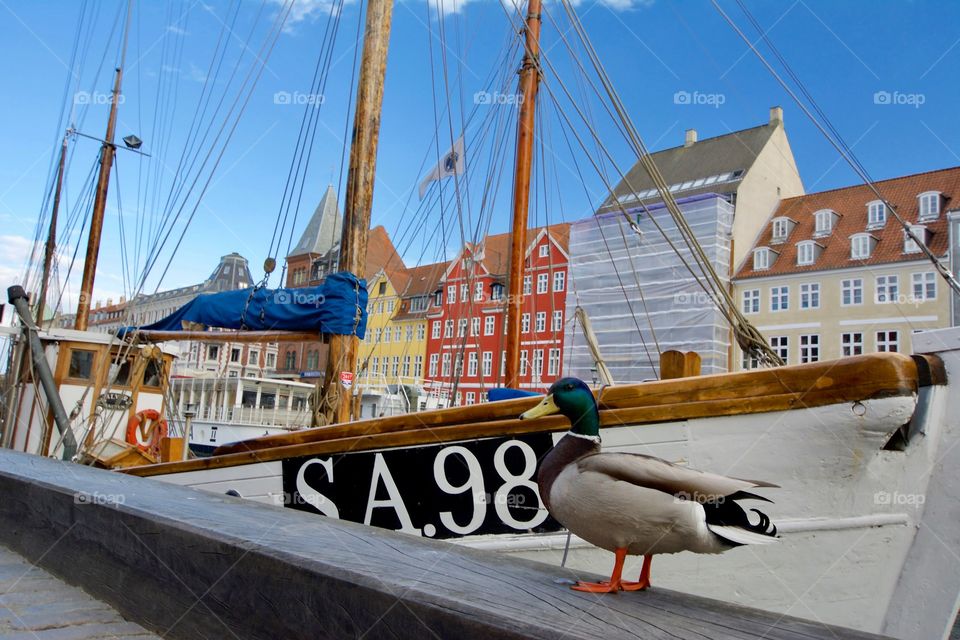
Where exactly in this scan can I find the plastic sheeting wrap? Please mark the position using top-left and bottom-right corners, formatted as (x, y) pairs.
(119, 271), (368, 338)
(565, 193), (734, 383)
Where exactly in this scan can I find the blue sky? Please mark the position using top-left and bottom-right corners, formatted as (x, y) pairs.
(1, 0), (958, 317)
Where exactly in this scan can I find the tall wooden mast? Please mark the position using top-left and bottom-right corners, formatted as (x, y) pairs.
(37, 133), (68, 325)
(318, 0), (395, 425)
(75, 0), (132, 331)
(504, 0), (543, 388)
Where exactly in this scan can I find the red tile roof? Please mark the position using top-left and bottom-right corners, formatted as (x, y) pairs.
(479, 223), (571, 275)
(736, 166), (960, 279)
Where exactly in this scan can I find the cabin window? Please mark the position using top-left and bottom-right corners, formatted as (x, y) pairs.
(67, 349), (97, 381)
(260, 393), (276, 409)
(209, 426), (218, 442)
(142, 360), (164, 389)
(112, 358), (133, 387)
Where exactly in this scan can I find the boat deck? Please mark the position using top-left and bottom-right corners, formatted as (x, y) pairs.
(0, 449), (892, 639)
(0, 543), (157, 639)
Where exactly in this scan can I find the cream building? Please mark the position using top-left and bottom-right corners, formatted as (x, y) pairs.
(733, 166), (960, 368)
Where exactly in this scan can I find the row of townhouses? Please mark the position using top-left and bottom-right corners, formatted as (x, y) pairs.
(56, 106), (960, 414)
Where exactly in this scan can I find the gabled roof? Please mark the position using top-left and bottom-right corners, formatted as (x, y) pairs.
(364, 225), (405, 283)
(736, 165), (960, 279)
(288, 185), (343, 258)
(597, 123), (779, 213)
(391, 260), (450, 321)
(478, 223), (571, 276)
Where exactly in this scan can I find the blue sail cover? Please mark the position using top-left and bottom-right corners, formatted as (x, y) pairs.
(119, 271), (367, 338)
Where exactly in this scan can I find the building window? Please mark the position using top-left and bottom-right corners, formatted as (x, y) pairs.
(405, 325), (414, 341)
(548, 348), (561, 376)
(521, 313), (530, 333)
(799, 334), (820, 363)
(441, 353), (451, 376)
(376, 301), (383, 314)
(501, 352), (506, 376)
(535, 312), (546, 332)
(742, 289), (760, 314)
(539, 244), (549, 257)
(742, 351), (760, 370)
(230, 348), (241, 363)
(552, 310), (563, 331)
(378, 281), (387, 295)
(248, 350), (259, 366)
(523, 276), (532, 295)
(284, 351), (296, 370)
(414, 355), (423, 378)
(797, 241), (816, 266)
(753, 248), (773, 271)
(387, 300), (395, 313)
(471, 317), (480, 337)
(851, 234), (873, 259)
(371, 357), (380, 377)
(800, 283), (820, 309)
(447, 285), (456, 304)
(813, 209), (835, 236)
(468, 352), (478, 377)
(434, 290), (443, 306)
(771, 286), (789, 312)
(841, 332), (864, 356)
(429, 354), (439, 377)
(877, 330), (899, 352)
(416, 324), (425, 340)
(771, 217), (791, 242)
(520, 350), (528, 376)
(553, 271), (565, 292)
(491, 283), (504, 300)
(306, 350), (319, 369)
(383, 327), (390, 343)
(912, 271), (936, 301)
(537, 273), (549, 294)
(458, 319), (468, 337)
(264, 353), (275, 369)
(207, 345), (219, 361)
(454, 354), (463, 377)
(460, 283), (468, 302)
(532, 349), (544, 379)
(867, 201), (887, 228)
(770, 336), (789, 363)
(918, 192), (940, 220)
(875, 275), (899, 304)
(484, 316), (495, 335)
(842, 278), (863, 306)
(465, 392), (475, 405)
(482, 351), (492, 377)
(388, 356), (398, 377)
(402, 355), (411, 377)
(903, 225), (927, 254)
(444, 320), (453, 338)
(474, 282), (484, 301)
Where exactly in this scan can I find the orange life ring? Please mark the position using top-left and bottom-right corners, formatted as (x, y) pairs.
(126, 409), (168, 457)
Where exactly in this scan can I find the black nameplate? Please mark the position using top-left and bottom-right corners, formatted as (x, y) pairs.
(281, 434), (562, 539)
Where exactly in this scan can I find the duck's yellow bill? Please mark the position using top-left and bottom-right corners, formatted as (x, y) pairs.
(520, 394), (559, 420)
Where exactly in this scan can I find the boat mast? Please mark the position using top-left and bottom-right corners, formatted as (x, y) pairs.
(75, 0), (132, 331)
(318, 0), (395, 425)
(36, 132), (69, 325)
(504, 0), (543, 388)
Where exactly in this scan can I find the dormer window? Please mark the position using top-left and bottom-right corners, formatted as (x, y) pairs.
(753, 247), (778, 271)
(433, 290), (443, 306)
(813, 209), (838, 237)
(904, 225), (929, 254)
(867, 201), (887, 229)
(770, 217), (795, 243)
(850, 233), (876, 260)
(918, 192), (941, 220)
(490, 283), (504, 301)
(796, 241), (822, 266)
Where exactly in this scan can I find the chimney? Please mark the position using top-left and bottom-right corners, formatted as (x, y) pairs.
(106, 298), (113, 307)
(684, 129), (697, 147)
(95, 300), (101, 309)
(119, 296), (126, 304)
(769, 106), (783, 126)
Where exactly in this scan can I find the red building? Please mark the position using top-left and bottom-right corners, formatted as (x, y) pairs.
(424, 224), (571, 405)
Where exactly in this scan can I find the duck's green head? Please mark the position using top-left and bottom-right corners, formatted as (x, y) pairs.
(519, 377), (600, 437)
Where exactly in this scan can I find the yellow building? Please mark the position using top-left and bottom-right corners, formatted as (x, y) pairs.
(733, 167), (959, 368)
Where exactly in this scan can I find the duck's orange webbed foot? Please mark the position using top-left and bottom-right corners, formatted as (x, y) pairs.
(569, 550), (652, 593)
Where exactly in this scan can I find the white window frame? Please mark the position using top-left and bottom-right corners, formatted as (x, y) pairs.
(537, 273), (549, 294)
(742, 289), (760, 314)
(875, 274), (899, 304)
(797, 241), (816, 266)
(553, 271), (566, 292)
(468, 352), (478, 377)
(841, 332), (864, 356)
(903, 225), (926, 254)
(771, 217), (790, 242)
(799, 334), (820, 363)
(770, 336), (789, 363)
(523, 275), (532, 295)
(548, 348), (561, 376)
(458, 319), (468, 337)
(876, 330), (900, 352)
(484, 316), (495, 336)
(444, 320), (453, 338)
(521, 313), (530, 333)
(482, 351), (493, 377)
(867, 201), (887, 228)
(535, 311), (546, 332)
(471, 317), (480, 337)
(813, 209), (835, 236)
(474, 281), (484, 301)
(918, 191), (941, 220)
(552, 310), (563, 331)
(753, 248), (772, 271)
(851, 233), (872, 259)
(447, 285), (456, 304)
(912, 271), (936, 301)
(539, 244), (549, 257)
(841, 278), (863, 306)
(800, 282), (820, 309)
(429, 354), (439, 377)
(770, 285), (789, 312)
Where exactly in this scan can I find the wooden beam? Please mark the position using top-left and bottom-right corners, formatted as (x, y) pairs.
(320, 0), (394, 425)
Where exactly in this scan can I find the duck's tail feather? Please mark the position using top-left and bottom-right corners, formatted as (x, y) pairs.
(703, 498), (779, 547)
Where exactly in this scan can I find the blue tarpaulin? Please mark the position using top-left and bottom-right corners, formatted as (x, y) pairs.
(118, 271), (367, 338)
(487, 388), (541, 402)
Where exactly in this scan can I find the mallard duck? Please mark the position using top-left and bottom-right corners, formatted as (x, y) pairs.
(520, 377), (778, 593)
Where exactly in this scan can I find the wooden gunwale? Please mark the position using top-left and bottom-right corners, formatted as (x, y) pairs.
(123, 352), (920, 478)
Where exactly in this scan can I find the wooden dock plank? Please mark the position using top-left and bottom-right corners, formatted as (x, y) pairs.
(0, 450), (889, 640)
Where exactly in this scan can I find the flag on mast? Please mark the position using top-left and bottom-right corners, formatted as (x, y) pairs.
(418, 136), (465, 199)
